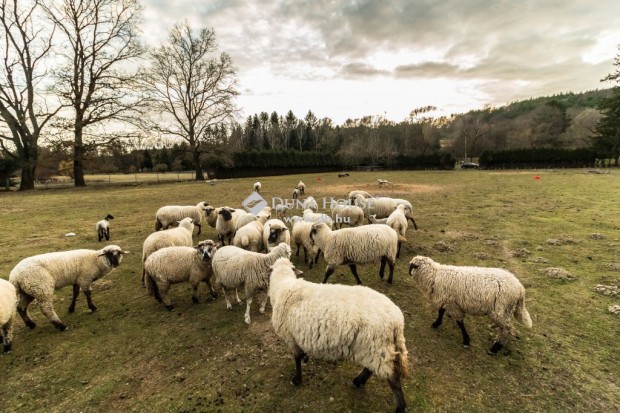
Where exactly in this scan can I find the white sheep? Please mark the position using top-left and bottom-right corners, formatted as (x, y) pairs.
(392, 198), (418, 229)
(267, 257), (408, 413)
(234, 210), (258, 230)
(204, 206), (219, 228)
(254, 181), (261, 193)
(142, 217), (195, 286)
(262, 218), (291, 252)
(216, 207), (239, 245)
(96, 214), (114, 242)
(290, 217), (319, 268)
(377, 178), (390, 185)
(296, 180), (305, 195)
(302, 196), (318, 212)
(408, 256), (533, 355)
(155, 201), (209, 235)
(356, 195), (417, 229)
(310, 222), (398, 285)
(9, 245), (128, 331)
(211, 242), (292, 324)
(386, 204), (409, 258)
(274, 203), (290, 219)
(330, 204), (364, 229)
(302, 209), (334, 228)
(0, 278), (17, 352)
(368, 215), (388, 224)
(233, 208), (272, 252)
(348, 190), (373, 204)
(292, 188), (300, 199)
(144, 240), (219, 310)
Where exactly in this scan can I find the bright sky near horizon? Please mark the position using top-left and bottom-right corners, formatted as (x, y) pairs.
(142, 0), (620, 125)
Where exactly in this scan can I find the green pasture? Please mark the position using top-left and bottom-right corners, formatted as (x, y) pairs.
(0, 169), (618, 412)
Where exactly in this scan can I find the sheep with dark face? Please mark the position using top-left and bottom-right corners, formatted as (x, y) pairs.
(96, 214), (114, 242)
(216, 207), (238, 245)
(262, 219), (290, 252)
(9, 245), (128, 331)
(254, 181), (261, 193)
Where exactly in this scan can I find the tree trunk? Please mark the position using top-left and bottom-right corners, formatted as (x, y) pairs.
(193, 150), (204, 181)
(74, 123), (86, 187)
(19, 161), (36, 191)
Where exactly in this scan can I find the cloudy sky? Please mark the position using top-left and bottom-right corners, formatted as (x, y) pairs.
(142, 0), (620, 125)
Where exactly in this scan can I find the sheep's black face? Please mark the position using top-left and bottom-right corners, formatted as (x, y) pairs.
(199, 244), (217, 261)
(105, 251), (122, 267)
(268, 228), (281, 243)
(106, 214), (114, 220)
(309, 228), (317, 245)
(219, 208), (233, 221)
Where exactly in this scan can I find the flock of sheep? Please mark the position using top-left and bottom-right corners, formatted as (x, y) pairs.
(0, 178), (533, 413)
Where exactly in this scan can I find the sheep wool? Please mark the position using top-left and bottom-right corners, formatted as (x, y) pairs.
(268, 257), (408, 413)
(216, 207), (239, 245)
(301, 196), (318, 212)
(408, 256), (533, 355)
(0, 278), (17, 352)
(96, 214), (114, 242)
(262, 219), (291, 252)
(297, 181), (305, 195)
(142, 217), (195, 286)
(155, 201), (209, 235)
(331, 204), (364, 229)
(386, 204), (408, 258)
(144, 240), (219, 310)
(291, 218), (319, 268)
(254, 181), (262, 193)
(302, 209), (334, 229)
(311, 222), (398, 285)
(9, 245), (128, 331)
(233, 209), (272, 252)
(211, 242), (292, 324)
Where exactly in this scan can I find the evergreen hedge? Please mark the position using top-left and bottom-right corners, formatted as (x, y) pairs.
(479, 148), (596, 169)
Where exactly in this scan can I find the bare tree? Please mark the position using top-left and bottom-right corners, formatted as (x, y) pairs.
(44, 0), (144, 187)
(0, 0), (60, 190)
(143, 21), (239, 181)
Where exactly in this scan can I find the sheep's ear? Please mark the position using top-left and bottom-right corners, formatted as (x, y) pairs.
(98, 251), (106, 256)
(294, 268), (303, 276)
(121, 250), (130, 254)
(214, 243), (220, 248)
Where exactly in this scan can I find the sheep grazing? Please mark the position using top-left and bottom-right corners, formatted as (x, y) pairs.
(211, 242), (292, 324)
(290, 217), (319, 268)
(267, 257), (408, 413)
(408, 256), (533, 355)
(337, 172), (350, 178)
(0, 278), (17, 352)
(296, 180), (305, 195)
(292, 188), (300, 199)
(301, 196), (318, 212)
(142, 217), (195, 286)
(254, 181), (262, 193)
(144, 240), (219, 310)
(357, 196), (417, 229)
(216, 207), (238, 245)
(96, 214), (114, 242)
(386, 204), (409, 258)
(9, 245), (128, 331)
(310, 222), (398, 285)
(155, 201), (209, 235)
(233, 208), (272, 252)
(392, 198), (418, 229)
(331, 204), (364, 229)
(377, 178), (390, 185)
(262, 218), (291, 252)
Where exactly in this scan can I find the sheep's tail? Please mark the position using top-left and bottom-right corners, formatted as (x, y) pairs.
(145, 272), (161, 301)
(155, 219), (163, 231)
(514, 295), (533, 328)
(397, 234), (407, 243)
(394, 324), (409, 378)
(240, 235), (250, 249)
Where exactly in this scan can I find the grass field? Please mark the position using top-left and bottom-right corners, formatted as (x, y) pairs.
(0, 169), (619, 412)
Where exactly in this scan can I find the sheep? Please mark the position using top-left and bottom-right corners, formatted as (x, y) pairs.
(144, 240), (219, 310)
(302, 209), (334, 229)
(408, 256), (533, 355)
(377, 178), (390, 185)
(267, 257), (408, 413)
(155, 201), (209, 235)
(142, 217), (195, 286)
(96, 214), (114, 242)
(292, 188), (300, 199)
(296, 180), (305, 195)
(254, 181), (261, 193)
(235, 210), (258, 230)
(233, 208), (272, 252)
(368, 214), (388, 224)
(290, 217), (319, 268)
(274, 203), (289, 219)
(348, 190), (373, 204)
(310, 222), (398, 285)
(9, 245), (128, 331)
(386, 204), (409, 258)
(216, 207), (238, 245)
(301, 196), (318, 212)
(262, 218), (291, 252)
(0, 278), (17, 352)
(356, 196), (417, 229)
(337, 172), (350, 178)
(331, 204), (364, 229)
(211, 242), (292, 324)
(204, 206), (219, 228)
(392, 198), (418, 229)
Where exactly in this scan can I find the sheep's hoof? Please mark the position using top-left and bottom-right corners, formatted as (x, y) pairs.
(25, 320), (36, 329)
(68, 306), (76, 313)
(303, 355), (309, 363)
(431, 322), (441, 329)
(192, 296), (199, 304)
(487, 342), (502, 355)
(226, 304), (233, 310)
(462, 344), (470, 349)
(3, 343), (12, 353)
(53, 322), (67, 331)
(165, 305), (175, 311)
(352, 377), (363, 388)
(88, 305), (97, 312)
(291, 376), (302, 386)
(259, 308), (266, 314)
(244, 316), (251, 324)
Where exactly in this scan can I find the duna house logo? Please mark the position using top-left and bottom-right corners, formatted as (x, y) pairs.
(242, 191), (268, 215)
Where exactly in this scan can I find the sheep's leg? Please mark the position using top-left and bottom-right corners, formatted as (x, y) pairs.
(16, 292), (36, 329)
(196, 223), (202, 235)
(292, 348), (306, 385)
(456, 320), (471, 348)
(322, 264), (336, 283)
(39, 300), (66, 331)
(488, 319), (511, 355)
(191, 282), (200, 304)
(353, 367), (373, 387)
(244, 293), (253, 324)
(235, 288), (242, 305)
(82, 289), (97, 312)
(159, 283), (174, 311)
(222, 287), (232, 310)
(205, 279), (218, 298)
(295, 243), (300, 256)
(386, 258), (396, 285)
(410, 216), (418, 230)
(379, 257), (387, 279)
(349, 264), (363, 285)
(315, 249), (322, 264)
(2, 317), (14, 352)
(396, 242), (402, 258)
(259, 291), (269, 314)
(98, 230), (103, 242)
(68, 284), (80, 313)
(105, 229), (110, 240)
(387, 367), (407, 413)
(432, 307), (446, 328)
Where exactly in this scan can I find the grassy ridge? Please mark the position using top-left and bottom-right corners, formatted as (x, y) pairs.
(0, 169), (619, 412)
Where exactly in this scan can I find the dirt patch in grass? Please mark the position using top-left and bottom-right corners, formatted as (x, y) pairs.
(541, 267), (577, 280)
(319, 183), (444, 197)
